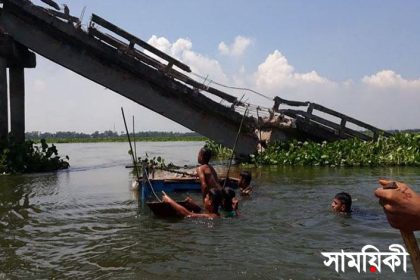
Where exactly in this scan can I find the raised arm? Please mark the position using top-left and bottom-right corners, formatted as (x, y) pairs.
(162, 193), (217, 219)
(162, 193), (193, 217)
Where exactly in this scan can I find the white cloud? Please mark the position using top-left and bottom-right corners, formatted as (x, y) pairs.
(146, 35), (171, 54)
(147, 35), (228, 83)
(254, 50), (332, 92)
(25, 37), (420, 133)
(218, 36), (252, 56)
(362, 70), (420, 89)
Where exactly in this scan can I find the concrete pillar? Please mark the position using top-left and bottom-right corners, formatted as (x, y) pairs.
(0, 57), (8, 140)
(9, 66), (25, 143)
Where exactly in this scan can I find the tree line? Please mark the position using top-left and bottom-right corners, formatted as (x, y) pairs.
(26, 130), (201, 140)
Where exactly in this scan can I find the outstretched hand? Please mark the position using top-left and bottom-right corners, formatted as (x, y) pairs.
(375, 179), (420, 231)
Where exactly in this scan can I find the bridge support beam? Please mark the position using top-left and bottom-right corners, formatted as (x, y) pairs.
(9, 66), (25, 143)
(0, 33), (36, 143)
(0, 57), (8, 141)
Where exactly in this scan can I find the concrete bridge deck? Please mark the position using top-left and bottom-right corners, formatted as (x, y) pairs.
(0, 0), (390, 156)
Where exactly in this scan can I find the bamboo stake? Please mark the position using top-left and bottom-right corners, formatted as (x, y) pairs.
(132, 115), (138, 161)
(122, 108), (161, 202)
(223, 106), (249, 188)
(121, 107), (140, 179)
(401, 231), (420, 279)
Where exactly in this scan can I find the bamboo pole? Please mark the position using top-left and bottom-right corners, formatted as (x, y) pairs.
(401, 231), (420, 279)
(223, 106), (248, 188)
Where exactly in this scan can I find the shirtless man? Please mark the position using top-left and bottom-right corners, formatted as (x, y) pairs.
(196, 147), (222, 199)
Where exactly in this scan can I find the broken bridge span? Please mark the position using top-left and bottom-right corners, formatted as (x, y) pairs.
(0, 0), (391, 156)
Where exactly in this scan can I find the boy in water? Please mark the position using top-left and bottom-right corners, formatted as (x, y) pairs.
(162, 189), (222, 219)
(238, 171), (253, 196)
(196, 147), (222, 199)
(221, 187), (238, 217)
(231, 171), (253, 211)
(331, 192), (352, 213)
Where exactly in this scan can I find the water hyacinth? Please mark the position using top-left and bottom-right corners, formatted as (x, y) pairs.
(206, 134), (420, 167)
(0, 138), (70, 174)
(204, 140), (232, 159)
(251, 133), (420, 167)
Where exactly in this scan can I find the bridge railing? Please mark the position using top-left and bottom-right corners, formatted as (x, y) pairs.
(272, 96), (391, 140)
(87, 14), (239, 105)
(90, 14), (191, 73)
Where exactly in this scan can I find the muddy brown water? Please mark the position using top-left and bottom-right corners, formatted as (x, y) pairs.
(0, 142), (419, 279)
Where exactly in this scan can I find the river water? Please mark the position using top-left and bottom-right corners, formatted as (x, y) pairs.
(0, 142), (419, 279)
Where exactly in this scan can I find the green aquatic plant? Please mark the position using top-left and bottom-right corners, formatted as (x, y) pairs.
(204, 140), (232, 159)
(249, 133), (420, 167)
(136, 154), (176, 169)
(0, 137), (70, 174)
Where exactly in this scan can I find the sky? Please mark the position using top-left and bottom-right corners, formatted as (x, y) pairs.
(20, 0), (420, 133)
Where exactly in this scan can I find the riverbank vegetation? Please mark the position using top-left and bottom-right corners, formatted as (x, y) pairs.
(26, 131), (205, 143)
(206, 133), (420, 167)
(0, 137), (69, 174)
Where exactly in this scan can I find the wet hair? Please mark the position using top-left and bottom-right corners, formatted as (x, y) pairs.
(240, 171), (252, 186)
(222, 187), (236, 212)
(207, 188), (222, 214)
(200, 147), (212, 163)
(335, 192), (352, 213)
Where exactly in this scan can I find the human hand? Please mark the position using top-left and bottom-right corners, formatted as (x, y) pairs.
(375, 179), (420, 231)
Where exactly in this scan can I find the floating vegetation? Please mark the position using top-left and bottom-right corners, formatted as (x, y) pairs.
(136, 154), (177, 169)
(250, 133), (420, 167)
(0, 138), (69, 174)
(205, 134), (420, 167)
(204, 140), (232, 159)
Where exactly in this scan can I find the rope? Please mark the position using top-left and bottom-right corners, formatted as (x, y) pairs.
(190, 71), (273, 101)
(144, 169), (162, 202)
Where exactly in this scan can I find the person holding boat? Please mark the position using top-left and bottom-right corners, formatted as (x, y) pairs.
(238, 171), (253, 196)
(162, 188), (222, 219)
(196, 147), (222, 199)
(375, 179), (420, 231)
(221, 187), (238, 217)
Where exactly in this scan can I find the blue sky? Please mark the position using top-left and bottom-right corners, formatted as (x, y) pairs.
(24, 0), (420, 132)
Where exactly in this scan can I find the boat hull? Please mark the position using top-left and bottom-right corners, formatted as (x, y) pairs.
(140, 177), (238, 200)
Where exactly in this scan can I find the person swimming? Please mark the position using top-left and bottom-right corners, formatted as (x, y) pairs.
(331, 192), (352, 214)
(221, 187), (237, 217)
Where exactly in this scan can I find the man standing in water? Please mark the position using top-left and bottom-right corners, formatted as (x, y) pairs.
(196, 147), (222, 199)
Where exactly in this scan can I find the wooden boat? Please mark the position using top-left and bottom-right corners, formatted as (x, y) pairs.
(146, 199), (202, 218)
(141, 176), (239, 217)
(140, 176), (239, 201)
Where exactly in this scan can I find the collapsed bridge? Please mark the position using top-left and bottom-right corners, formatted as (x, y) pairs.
(0, 0), (391, 156)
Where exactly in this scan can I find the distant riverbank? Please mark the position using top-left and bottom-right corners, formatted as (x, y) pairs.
(26, 131), (206, 143)
(30, 136), (206, 143)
